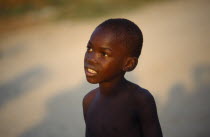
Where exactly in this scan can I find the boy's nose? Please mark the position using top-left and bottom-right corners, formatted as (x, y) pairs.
(86, 52), (98, 65)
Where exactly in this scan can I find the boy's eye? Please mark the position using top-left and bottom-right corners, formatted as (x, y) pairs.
(87, 47), (93, 52)
(102, 52), (108, 57)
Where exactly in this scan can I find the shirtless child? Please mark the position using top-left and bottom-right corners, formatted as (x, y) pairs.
(83, 18), (163, 137)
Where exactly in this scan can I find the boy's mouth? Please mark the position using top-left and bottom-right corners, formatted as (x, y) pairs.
(85, 68), (98, 76)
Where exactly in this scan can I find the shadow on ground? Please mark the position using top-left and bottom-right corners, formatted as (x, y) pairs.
(20, 80), (96, 137)
(0, 44), (25, 59)
(0, 66), (49, 107)
(160, 64), (210, 137)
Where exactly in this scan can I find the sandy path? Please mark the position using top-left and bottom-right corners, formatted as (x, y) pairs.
(0, 0), (209, 137)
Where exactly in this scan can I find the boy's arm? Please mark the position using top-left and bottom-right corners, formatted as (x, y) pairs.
(136, 90), (163, 137)
(83, 89), (97, 137)
(82, 89), (97, 122)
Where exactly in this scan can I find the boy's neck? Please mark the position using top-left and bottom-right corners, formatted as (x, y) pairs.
(99, 75), (128, 96)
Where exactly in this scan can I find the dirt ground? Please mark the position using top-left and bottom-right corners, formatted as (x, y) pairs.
(0, 0), (210, 137)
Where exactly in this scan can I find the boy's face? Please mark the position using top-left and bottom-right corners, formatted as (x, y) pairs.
(84, 27), (129, 84)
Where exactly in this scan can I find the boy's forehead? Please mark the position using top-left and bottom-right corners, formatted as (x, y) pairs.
(91, 27), (115, 39)
(90, 27), (123, 46)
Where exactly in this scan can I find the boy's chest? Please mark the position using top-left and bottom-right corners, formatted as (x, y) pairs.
(86, 97), (139, 136)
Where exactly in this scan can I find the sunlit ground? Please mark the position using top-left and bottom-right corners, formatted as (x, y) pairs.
(0, 0), (210, 137)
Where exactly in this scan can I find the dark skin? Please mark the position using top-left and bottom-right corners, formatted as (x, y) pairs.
(83, 26), (163, 137)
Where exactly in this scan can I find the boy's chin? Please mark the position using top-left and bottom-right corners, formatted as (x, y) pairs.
(86, 77), (99, 84)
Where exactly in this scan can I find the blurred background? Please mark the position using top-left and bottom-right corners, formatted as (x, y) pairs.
(0, 0), (210, 137)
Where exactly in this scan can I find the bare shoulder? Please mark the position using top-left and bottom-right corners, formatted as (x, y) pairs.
(82, 87), (99, 117)
(128, 82), (162, 137)
(128, 82), (155, 107)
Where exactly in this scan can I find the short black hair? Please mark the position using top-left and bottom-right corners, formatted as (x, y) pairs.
(96, 18), (143, 58)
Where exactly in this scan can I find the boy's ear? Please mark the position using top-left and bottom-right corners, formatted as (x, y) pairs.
(123, 57), (138, 72)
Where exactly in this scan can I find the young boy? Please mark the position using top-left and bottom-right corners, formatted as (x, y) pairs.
(83, 18), (162, 137)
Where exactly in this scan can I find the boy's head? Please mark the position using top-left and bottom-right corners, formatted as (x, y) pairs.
(84, 18), (143, 84)
(96, 18), (143, 58)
